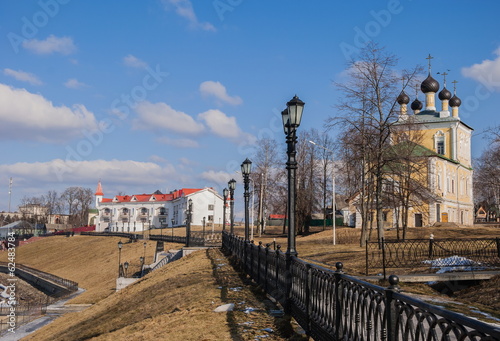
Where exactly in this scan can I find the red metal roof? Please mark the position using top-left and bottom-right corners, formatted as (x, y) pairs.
(100, 188), (205, 203)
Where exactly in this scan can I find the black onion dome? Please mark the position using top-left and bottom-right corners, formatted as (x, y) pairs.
(421, 74), (440, 93)
(397, 91), (410, 105)
(411, 98), (423, 111)
(449, 94), (462, 107)
(438, 87), (452, 100)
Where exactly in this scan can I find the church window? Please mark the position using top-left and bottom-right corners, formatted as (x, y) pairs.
(437, 138), (445, 154)
(434, 131), (445, 155)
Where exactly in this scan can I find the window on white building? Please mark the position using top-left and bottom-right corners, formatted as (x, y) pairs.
(208, 204), (214, 210)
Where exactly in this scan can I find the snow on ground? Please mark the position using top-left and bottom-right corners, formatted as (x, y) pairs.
(422, 255), (486, 274)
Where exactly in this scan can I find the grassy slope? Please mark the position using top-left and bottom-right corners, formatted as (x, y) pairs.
(0, 235), (166, 304)
(23, 250), (233, 341)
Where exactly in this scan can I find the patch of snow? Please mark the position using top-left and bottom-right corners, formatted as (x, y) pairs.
(422, 256), (485, 274)
(214, 303), (234, 312)
(243, 307), (258, 314)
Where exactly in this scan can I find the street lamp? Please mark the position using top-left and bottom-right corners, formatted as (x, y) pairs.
(117, 241), (123, 277)
(282, 95), (305, 257)
(228, 179), (236, 234)
(222, 188), (228, 231)
(309, 140), (336, 245)
(124, 261), (129, 278)
(241, 158), (252, 241)
(143, 241), (147, 262)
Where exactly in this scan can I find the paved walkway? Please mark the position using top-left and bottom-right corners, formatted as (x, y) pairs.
(0, 288), (88, 341)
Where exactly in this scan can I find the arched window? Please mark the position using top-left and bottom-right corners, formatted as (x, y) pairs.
(434, 131), (445, 155)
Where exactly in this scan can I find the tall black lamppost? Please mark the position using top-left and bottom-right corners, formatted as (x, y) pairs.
(186, 199), (193, 247)
(228, 179), (236, 234)
(281, 95), (305, 257)
(241, 158), (252, 241)
(281, 95), (305, 315)
(117, 241), (123, 277)
(222, 188), (228, 231)
(143, 242), (147, 262)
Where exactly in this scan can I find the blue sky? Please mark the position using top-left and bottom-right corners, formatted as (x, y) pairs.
(1, 0), (500, 214)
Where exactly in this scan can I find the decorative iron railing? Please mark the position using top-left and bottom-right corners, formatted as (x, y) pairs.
(222, 232), (500, 341)
(81, 231), (220, 247)
(366, 237), (500, 275)
(0, 298), (49, 335)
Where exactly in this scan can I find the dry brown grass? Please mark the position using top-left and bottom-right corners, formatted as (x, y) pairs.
(0, 235), (181, 304)
(22, 248), (301, 341)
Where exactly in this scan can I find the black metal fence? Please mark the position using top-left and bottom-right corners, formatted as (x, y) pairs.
(223, 232), (500, 341)
(81, 231), (222, 247)
(0, 298), (49, 334)
(0, 262), (78, 296)
(366, 237), (500, 276)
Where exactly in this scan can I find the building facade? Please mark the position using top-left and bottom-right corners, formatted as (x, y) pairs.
(348, 66), (474, 228)
(94, 182), (225, 232)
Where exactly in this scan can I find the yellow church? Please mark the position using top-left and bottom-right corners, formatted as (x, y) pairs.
(347, 62), (474, 228)
(393, 68), (474, 227)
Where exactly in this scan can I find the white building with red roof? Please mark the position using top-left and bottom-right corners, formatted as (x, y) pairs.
(94, 181), (224, 232)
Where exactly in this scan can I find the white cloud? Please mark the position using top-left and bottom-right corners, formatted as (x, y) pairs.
(0, 159), (178, 196)
(133, 101), (204, 135)
(3, 68), (42, 85)
(198, 109), (255, 144)
(157, 136), (199, 148)
(200, 81), (242, 106)
(0, 83), (99, 143)
(64, 78), (87, 89)
(462, 47), (500, 92)
(162, 0), (216, 31)
(200, 170), (232, 187)
(22, 35), (76, 55)
(123, 54), (148, 69)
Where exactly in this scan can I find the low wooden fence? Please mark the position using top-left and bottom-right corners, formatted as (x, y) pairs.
(223, 232), (500, 341)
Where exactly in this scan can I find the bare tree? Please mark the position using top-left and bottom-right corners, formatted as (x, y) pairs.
(250, 138), (282, 236)
(327, 42), (422, 245)
(61, 187), (93, 226)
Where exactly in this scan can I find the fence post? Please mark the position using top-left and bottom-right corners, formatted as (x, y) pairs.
(496, 237), (500, 258)
(305, 263), (312, 335)
(334, 262), (344, 340)
(365, 240), (369, 276)
(264, 244), (270, 292)
(384, 275), (401, 341)
(275, 245), (280, 301)
(257, 241), (262, 285)
(428, 233), (434, 259)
